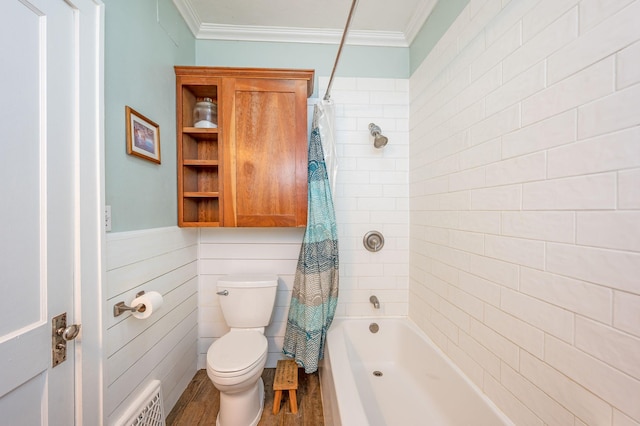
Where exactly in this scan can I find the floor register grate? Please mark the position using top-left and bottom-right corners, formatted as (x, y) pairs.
(115, 380), (165, 426)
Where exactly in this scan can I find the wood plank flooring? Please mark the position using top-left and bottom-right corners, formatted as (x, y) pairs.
(166, 368), (324, 426)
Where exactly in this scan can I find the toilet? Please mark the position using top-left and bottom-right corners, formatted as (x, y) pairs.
(206, 274), (278, 426)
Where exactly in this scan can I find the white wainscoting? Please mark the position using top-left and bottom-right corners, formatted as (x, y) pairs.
(198, 227), (304, 369)
(105, 226), (198, 423)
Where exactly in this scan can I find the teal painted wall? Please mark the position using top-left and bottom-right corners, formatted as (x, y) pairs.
(195, 40), (409, 97)
(409, 0), (469, 74)
(104, 1), (464, 232)
(105, 0), (195, 232)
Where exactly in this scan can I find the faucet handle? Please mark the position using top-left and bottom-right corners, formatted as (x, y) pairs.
(369, 295), (380, 309)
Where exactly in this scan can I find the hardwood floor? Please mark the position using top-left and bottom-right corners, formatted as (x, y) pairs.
(166, 368), (324, 426)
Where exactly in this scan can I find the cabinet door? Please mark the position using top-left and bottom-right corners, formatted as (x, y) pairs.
(222, 78), (308, 227)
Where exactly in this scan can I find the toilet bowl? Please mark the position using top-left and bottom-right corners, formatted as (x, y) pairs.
(206, 330), (268, 426)
(205, 274), (278, 426)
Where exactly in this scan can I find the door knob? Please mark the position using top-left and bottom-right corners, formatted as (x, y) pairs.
(57, 323), (81, 341)
(52, 312), (81, 367)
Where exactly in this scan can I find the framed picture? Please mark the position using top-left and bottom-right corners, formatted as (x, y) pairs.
(126, 106), (161, 164)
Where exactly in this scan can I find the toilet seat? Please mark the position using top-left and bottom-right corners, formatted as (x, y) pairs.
(207, 331), (267, 377)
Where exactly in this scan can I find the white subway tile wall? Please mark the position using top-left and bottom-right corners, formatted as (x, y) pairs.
(198, 77), (409, 368)
(410, 0), (640, 424)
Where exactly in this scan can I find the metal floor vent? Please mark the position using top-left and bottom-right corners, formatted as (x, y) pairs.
(116, 380), (165, 426)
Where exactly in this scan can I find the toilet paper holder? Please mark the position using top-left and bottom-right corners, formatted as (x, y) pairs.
(113, 291), (146, 317)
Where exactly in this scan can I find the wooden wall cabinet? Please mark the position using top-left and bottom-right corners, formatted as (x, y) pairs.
(175, 67), (314, 227)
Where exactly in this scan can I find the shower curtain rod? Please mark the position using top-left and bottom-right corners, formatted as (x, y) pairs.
(323, 0), (359, 101)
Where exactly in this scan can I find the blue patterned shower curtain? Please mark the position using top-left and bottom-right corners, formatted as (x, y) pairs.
(283, 102), (339, 374)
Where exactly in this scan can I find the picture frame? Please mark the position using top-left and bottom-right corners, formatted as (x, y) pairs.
(126, 106), (161, 164)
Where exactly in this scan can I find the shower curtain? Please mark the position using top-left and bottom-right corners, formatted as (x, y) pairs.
(283, 100), (339, 374)
(314, 99), (337, 195)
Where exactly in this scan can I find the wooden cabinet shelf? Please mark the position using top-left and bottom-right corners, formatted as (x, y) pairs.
(175, 66), (314, 227)
(182, 127), (218, 133)
(181, 197), (220, 226)
(183, 160), (219, 166)
(184, 192), (220, 198)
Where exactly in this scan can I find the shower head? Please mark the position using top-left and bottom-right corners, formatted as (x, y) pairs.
(369, 123), (388, 148)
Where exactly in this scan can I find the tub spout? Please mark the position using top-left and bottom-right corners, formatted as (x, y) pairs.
(370, 295), (380, 309)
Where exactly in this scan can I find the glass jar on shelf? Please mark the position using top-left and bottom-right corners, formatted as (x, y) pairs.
(193, 97), (217, 128)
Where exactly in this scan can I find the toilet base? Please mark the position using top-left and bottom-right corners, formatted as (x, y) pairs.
(216, 377), (264, 426)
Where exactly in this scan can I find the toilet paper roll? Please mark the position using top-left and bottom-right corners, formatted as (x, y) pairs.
(130, 291), (163, 319)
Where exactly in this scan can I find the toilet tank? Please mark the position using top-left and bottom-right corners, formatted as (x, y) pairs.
(217, 274), (278, 328)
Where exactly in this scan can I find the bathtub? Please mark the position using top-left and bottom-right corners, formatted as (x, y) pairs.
(319, 317), (513, 426)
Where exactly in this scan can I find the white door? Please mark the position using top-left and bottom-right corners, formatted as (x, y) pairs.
(0, 0), (104, 424)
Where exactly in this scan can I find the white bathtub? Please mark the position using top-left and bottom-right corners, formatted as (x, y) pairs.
(319, 317), (514, 426)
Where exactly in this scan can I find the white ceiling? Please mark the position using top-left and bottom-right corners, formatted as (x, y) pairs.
(172, 0), (439, 47)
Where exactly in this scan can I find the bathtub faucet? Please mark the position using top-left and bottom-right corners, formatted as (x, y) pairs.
(370, 295), (380, 309)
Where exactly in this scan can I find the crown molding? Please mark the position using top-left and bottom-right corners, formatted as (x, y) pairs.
(404, 0), (438, 45)
(196, 24), (409, 47)
(173, 0), (427, 47)
(172, 0), (201, 37)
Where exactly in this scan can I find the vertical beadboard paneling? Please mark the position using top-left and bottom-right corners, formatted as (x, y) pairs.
(409, 0), (640, 424)
(105, 227), (198, 423)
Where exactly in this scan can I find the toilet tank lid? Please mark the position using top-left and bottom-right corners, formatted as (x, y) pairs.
(218, 274), (278, 287)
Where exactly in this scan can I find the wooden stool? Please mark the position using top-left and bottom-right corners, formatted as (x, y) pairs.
(272, 359), (298, 414)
